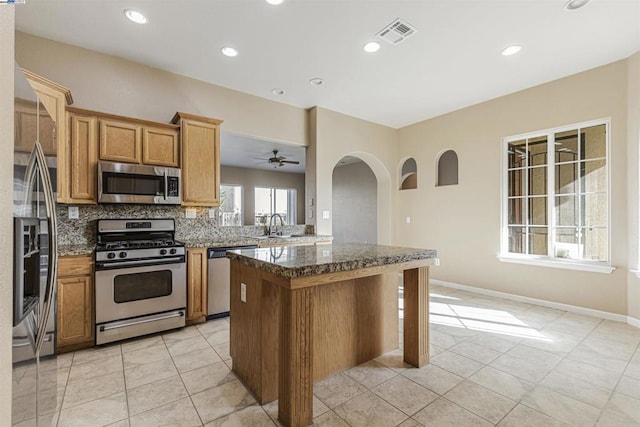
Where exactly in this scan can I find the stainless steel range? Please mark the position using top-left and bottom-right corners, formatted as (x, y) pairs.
(94, 219), (186, 345)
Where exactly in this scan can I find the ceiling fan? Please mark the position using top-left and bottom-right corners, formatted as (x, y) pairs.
(255, 150), (300, 168)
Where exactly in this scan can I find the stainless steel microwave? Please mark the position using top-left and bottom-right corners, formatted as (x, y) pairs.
(98, 161), (181, 205)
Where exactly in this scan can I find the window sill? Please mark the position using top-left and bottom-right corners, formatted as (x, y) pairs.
(498, 255), (615, 274)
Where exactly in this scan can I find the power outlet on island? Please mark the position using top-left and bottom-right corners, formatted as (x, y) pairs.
(240, 283), (247, 303)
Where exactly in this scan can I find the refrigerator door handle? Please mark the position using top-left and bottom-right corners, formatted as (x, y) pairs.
(26, 141), (58, 357)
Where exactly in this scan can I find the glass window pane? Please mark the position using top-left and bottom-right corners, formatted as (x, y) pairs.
(508, 198), (524, 225)
(582, 124), (606, 160)
(508, 226), (525, 254)
(508, 140), (526, 169)
(528, 197), (547, 225)
(554, 228), (578, 259)
(582, 194), (607, 227)
(529, 166), (547, 196)
(219, 185), (243, 226)
(555, 130), (578, 163)
(255, 187), (271, 225)
(528, 227), (548, 255)
(582, 227), (608, 262)
(555, 163), (578, 194)
(508, 169), (526, 197)
(582, 160), (606, 193)
(528, 136), (547, 167)
(555, 195), (578, 226)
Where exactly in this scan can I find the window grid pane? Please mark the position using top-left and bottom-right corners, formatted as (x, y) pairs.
(505, 121), (608, 262)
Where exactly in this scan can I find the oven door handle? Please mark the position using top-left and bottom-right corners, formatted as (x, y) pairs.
(100, 311), (185, 332)
(98, 256), (185, 268)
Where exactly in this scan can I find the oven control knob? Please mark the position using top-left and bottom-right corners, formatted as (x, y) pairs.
(119, 252), (127, 258)
(169, 248), (177, 255)
(107, 252), (116, 259)
(160, 249), (168, 255)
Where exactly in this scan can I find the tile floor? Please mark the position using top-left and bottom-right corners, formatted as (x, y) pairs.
(14, 283), (640, 426)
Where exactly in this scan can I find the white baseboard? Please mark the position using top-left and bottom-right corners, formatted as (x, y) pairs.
(430, 279), (637, 326)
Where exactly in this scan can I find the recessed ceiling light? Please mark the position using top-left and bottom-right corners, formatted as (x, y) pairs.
(501, 45), (522, 56)
(309, 78), (325, 86)
(221, 46), (238, 57)
(363, 41), (381, 53)
(271, 88), (285, 96)
(124, 9), (148, 24)
(564, 0), (591, 11)
(265, 0), (284, 4)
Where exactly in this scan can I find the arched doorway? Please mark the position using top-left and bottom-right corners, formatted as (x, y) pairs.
(332, 156), (378, 243)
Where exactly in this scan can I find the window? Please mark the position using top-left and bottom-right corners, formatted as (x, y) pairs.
(255, 187), (297, 225)
(219, 184), (243, 226)
(502, 120), (610, 270)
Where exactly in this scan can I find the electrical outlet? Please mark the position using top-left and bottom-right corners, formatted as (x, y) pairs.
(322, 210), (330, 219)
(434, 258), (441, 266)
(68, 206), (79, 219)
(185, 208), (197, 219)
(241, 283), (247, 303)
(208, 208), (216, 219)
(405, 216), (411, 224)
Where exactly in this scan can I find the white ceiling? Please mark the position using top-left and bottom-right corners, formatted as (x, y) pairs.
(220, 132), (305, 173)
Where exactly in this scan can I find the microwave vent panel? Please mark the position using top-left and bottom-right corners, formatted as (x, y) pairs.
(376, 19), (417, 45)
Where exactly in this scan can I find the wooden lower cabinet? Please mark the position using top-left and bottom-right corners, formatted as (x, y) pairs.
(57, 256), (94, 353)
(186, 248), (208, 325)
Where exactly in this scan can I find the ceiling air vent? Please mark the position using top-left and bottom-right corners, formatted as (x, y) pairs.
(376, 18), (417, 45)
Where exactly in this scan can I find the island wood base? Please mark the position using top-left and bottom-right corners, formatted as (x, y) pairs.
(229, 260), (432, 427)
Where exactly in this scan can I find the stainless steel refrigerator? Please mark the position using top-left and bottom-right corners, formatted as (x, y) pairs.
(12, 63), (59, 426)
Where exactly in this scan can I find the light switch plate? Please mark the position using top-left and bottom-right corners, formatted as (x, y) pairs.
(322, 210), (330, 219)
(406, 216), (411, 224)
(434, 258), (441, 266)
(309, 198), (314, 207)
(185, 208), (197, 219)
(208, 208), (216, 219)
(309, 209), (313, 218)
(68, 206), (79, 219)
(241, 283), (247, 303)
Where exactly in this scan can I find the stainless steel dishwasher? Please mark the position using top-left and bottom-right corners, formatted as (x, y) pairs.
(207, 245), (258, 319)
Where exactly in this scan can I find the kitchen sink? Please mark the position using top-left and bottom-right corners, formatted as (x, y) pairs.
(251, 235), (292, 239)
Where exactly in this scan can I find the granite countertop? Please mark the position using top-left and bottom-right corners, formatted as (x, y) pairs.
(58, 244), (95, 257)
(226, 242), (437, 278)
(183, 234), (333, 249)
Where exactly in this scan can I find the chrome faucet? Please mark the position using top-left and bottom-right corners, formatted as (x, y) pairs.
(268, 213), (285, 236)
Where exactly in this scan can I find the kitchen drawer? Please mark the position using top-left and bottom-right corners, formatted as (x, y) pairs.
(58, 255), (93, 276)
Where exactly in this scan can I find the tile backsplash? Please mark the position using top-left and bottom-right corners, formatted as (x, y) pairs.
(56, 204), (312, 246)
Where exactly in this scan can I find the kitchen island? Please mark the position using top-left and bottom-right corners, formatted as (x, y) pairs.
(227, 243), (436, 427)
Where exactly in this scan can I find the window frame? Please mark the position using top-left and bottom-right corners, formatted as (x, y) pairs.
(219, 183), (244, 226)
(499, 118), (614, 274)
(254, 186), (297, 226)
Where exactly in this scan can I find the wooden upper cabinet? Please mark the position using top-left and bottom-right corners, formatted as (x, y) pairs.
(68, 113), (98, 203)
(14, 99), (56, 155)
(99, 119), (142, 164)
(172, 112), (223, 207)
(143, 126), (180, 167)
(20, 68), (74, 202)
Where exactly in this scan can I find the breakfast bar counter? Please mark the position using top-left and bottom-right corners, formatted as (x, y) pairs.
(227, 243), (437, 427)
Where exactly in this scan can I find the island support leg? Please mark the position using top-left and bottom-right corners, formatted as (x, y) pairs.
(403, 267), (430, 367)
(278, 287), (314, 427)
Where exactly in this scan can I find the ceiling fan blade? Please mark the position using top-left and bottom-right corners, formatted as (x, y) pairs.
(280, 160), (300, 164)
(253, 157), (271, 161)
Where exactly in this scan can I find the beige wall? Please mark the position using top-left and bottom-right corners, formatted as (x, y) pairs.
(310, 107), (397, 243)
(220, 166), (305, 225)
(627, 52), (640, 320)
(397, 60), (629, 314)
(1, 7), (15, 426)
(15, 32), (308, 147)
